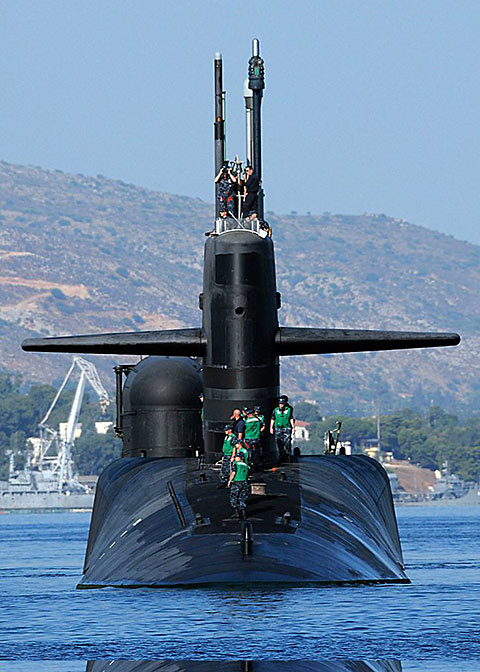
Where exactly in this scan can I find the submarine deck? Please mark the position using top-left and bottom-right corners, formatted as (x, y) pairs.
(78, 454), (408, 588)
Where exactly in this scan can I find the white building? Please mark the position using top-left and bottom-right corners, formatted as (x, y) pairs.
(294, 420), (310, 442)
(95, 421), (113, 435)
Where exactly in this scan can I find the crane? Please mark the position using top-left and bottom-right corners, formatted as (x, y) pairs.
(32, 357), (110, 491)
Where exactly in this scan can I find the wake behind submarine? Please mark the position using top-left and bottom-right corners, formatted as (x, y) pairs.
(23, 39), (459, 588)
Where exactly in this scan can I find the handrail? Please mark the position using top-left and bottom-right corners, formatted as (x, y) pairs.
(214, 216), (271, 238)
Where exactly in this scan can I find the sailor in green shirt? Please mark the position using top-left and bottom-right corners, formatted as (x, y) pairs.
(219, 424), (237, 485)
(254, 406), (265, 429)
(233, 441), (249, 466)
(244, 408), (263, 469)
(228, 454), (249, 519)
(270, 394), (295, 462)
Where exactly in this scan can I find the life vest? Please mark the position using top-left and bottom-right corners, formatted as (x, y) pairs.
(222, 434), (237, 456)
(244, 415), (261, 439)
(232, 460), (248, 482)
(272, 406), (293, 428)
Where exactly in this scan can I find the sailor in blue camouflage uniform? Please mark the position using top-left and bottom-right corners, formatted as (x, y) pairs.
(244, 408), (263, 469)
(270, 394), (295, 462)
(219, 424), (237, 485)
(228, 454), (249, 519)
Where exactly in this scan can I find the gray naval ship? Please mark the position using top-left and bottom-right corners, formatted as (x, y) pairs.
(0, 467), (94, 512)
(22, 39), (459, 587)
(0, 356), (108, 512)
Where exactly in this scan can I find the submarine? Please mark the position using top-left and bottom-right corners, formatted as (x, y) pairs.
(22, 39), (459, 588)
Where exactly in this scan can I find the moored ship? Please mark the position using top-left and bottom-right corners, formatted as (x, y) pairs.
(1, 356), (108, 512)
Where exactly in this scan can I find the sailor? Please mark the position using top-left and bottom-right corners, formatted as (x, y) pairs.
(215, 164), (236, 215)
(270, 395), (295, 462)
(254, 405), (265, 429)
(238, 442), (250, 465)
(242, 166), (260, 218)
(228, 454), (249, 519)
(219, 424), (237, 485)
(206, 208), (229, 237)
(244, 408), (263, 469)
(231, 408), (246, 440)
(260, 219), (272, 237)
(232, 440), (249, 465)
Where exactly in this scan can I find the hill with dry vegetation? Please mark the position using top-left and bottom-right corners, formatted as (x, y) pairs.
(0, 159), (478, 415)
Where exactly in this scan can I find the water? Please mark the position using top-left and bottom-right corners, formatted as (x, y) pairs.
(0, 505), (479, 670)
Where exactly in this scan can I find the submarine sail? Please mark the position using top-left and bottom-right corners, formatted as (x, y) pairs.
(22, 39), (459, 588)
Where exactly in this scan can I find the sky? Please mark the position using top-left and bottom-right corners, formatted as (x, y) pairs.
(1, 1), (480, 243)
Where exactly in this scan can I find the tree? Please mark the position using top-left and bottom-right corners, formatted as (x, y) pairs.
(295, 401), (322, 422)
(73, 429), (120, 475)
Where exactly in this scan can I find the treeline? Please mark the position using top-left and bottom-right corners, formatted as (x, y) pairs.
(296, 402), (480, 482)
(0, 372), (119, 480)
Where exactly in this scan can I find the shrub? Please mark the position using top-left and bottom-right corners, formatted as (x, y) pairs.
(50, 288), (66, 300)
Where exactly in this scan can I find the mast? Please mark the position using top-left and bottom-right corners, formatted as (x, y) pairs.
(248, 38), (265, 218)
(214, 52), (226, 218)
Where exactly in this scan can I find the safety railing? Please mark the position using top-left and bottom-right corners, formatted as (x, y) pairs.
(214, 216), (271, 238)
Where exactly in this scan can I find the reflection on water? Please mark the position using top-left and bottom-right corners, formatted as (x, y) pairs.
(85, 662), (401, 672)
(4, 663), (480, 672)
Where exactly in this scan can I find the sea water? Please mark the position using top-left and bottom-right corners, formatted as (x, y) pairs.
(0, 505), (479, 670)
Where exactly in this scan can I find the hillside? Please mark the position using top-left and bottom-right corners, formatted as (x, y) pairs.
(0, 160), (478, 415)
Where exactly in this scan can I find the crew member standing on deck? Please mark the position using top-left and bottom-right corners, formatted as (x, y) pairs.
(235, 441), (250, 465)
(244, 408), (263, 469)
(270, 395), (295, 462)
(219, 424), (237, 486)
(242, 166), (260, 218)
(228, 454), (249, 519)
(231, 408), (246, 440)
(215, 165), (236, 215)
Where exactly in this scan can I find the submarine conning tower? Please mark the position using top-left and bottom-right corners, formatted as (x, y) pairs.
(203, 37), (278, 462)
(202, 230), (280, 462)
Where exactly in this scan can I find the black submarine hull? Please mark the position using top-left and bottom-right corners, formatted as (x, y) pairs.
(78, 454), (407, 588)
(86, 661), (402, 672)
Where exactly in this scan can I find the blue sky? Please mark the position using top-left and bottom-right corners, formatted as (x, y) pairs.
(1, 1), (479, 243)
